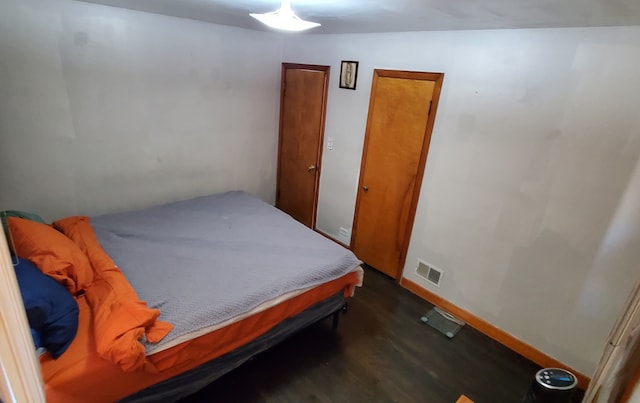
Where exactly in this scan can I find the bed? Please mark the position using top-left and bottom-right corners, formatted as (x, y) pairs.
(7, 191), (363, 402)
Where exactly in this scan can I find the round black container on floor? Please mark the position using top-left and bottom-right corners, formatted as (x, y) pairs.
(523, 368), (578, 403)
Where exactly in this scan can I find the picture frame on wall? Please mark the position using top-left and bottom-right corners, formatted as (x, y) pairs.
(339, 61), (359, 90)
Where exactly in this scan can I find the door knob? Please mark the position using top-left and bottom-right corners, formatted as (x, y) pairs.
(362, 185), (369, 191)
(307, 165), (317, 172)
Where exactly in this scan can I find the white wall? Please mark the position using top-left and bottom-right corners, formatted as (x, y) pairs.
(284, 26), (640, 376)
(2, 0), (638, 379)
(0, 0), (283, 220)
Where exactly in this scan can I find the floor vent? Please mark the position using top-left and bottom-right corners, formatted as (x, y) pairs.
(416, 260), (442, 287)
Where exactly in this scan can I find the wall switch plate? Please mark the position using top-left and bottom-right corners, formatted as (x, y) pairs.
(327, 137), (334, 150)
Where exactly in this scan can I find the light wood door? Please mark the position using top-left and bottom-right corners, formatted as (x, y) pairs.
(352, 70), (443, 279)
(276, 64), (329, 228)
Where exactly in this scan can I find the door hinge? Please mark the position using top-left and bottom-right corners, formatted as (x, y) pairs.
(427, 100), (433, 116)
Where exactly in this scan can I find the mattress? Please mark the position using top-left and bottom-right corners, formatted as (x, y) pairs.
(90, 191), (362, 354)
(41, 271), (361, 403)
(121, 291), (349, 402)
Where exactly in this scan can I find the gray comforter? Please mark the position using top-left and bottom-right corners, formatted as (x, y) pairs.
(90, 191), (361, 354)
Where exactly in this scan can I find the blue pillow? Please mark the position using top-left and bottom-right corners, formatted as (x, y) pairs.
(13, 258), (79, 359)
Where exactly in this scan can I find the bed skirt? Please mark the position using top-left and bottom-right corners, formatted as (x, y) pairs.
(120, 291), (347, 402)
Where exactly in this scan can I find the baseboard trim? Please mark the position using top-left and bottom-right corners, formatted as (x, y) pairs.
(400, 277), (591, 390)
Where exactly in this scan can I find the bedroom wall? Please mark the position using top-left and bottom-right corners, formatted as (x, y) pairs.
(0, 0), (283, 220)
(283, 26), (640, 376)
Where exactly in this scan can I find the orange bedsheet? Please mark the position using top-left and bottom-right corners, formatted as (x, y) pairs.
(53, 216), (173, 373)
(41, 271), (360, 403)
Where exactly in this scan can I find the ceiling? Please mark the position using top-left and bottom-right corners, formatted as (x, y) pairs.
(79, 0), (640, 34)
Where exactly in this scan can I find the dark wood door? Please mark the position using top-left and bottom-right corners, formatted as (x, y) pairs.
(276, 64), (329, 228)
(352, 70), (443, 279)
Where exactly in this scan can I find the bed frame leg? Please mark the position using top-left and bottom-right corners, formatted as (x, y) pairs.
(332, 310), (340, 330)
(332, 303), (348, 330)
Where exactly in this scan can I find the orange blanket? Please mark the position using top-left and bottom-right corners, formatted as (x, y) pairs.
(53, 216), (173, 373)
(42, 272), (360, 402)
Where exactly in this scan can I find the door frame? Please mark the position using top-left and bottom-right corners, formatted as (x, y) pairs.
(350, 69), (444, 280)
(276, 63), (330, 229)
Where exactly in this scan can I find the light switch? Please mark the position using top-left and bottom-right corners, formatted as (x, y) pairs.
(327, 137), (334, 150)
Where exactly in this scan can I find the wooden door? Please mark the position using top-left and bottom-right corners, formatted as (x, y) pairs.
(352, 70), (444, 279)
(276, 64), (329, 228)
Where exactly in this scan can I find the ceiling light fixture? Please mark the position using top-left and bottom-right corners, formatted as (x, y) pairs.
(250, 0), (320, 32)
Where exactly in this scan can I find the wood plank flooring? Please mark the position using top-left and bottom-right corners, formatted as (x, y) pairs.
(180, 266), (583, 403)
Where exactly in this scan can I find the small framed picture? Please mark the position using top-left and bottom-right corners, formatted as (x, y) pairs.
(339, 60), (359, 90)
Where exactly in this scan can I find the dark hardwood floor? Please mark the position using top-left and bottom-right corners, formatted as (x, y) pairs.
(180, 267), (583, 403)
